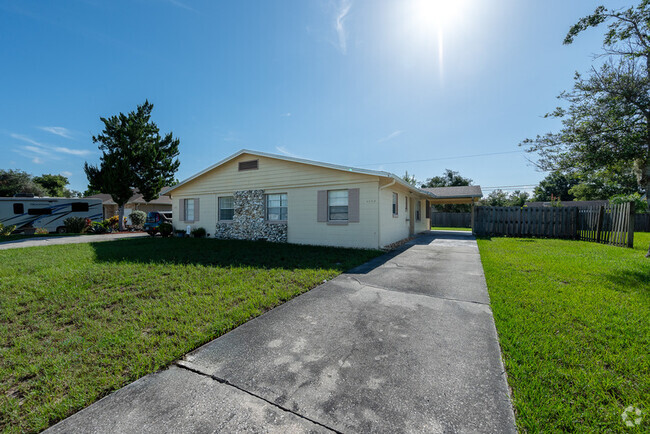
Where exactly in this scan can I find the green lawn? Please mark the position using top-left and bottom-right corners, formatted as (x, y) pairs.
(478, 233), (650, 432)
(0, 238), (381, 433)
(430, 226), (472, 231)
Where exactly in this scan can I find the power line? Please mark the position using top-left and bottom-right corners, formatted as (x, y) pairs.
(355, 150), (525, 167)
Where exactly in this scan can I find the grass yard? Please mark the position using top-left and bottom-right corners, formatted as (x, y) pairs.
(478, 233), (650, 432)
(430, 226), (472, 231)
(0, 238), (381, 433)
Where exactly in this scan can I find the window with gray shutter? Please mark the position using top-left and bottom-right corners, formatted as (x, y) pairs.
(348, 188), (360, 222)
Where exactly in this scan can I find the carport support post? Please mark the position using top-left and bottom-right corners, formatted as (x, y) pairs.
(471, 202), (476, 234)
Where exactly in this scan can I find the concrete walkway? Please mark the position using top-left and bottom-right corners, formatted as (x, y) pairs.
(0, 232), (147, 250)
(47, 231), (516, 433)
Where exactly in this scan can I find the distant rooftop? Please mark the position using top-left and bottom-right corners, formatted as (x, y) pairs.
(422, 185), (483, 199)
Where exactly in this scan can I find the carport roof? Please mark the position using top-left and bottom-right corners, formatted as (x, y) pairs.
(422, 186), (483, 204)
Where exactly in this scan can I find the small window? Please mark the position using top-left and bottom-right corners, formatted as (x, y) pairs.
(28, 208), (52, 215)
(219, 196), (234, 221)
(13, 203), (24, 214)
(185, 199), (195, 221)
(328, 190), (348, 221)
(71, 202), (89, 212)
(238, 160), (258, 171)
(392, 193), (399, 216)
(416, 201), (422, 221)
(266, 193), (288, 221)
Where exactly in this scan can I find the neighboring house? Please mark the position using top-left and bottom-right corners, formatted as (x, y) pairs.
(86, 187), (173, 222)
(165, 150), (475, 249)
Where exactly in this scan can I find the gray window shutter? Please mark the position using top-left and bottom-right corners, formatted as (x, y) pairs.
(179, 199), (185, 222)
(317, 190), (328, 222)
(425, 200), (431, 218)
(348, 188), (360, 222)
(194, 198), (200, 222)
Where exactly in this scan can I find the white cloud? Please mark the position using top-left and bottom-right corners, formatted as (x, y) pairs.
(165, 0), (197, 12)
(281, 112), (292, 117)
(335, 0), (351, 54)
(61, 171), (73, 177)
(38, 126), (73, 139)
(32, 157), (44, 164)
(378, 130), (404, 143)
(275, 146), (300, 158)
(10, 132), (92, 160)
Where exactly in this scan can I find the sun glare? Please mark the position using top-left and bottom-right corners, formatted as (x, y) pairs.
(412, 0), (467, 30)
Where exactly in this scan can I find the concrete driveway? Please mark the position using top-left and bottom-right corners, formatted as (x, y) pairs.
(47, 231), (516, 433)
(0, 232), (147, 250)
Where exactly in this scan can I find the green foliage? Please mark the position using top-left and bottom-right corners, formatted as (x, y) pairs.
(129, 210), (147, 228)
(402, 171), (417, 186)
(84, 100), (180, 215)
(63, 217), (88, 234)
(34, 228), (49, 235)
(610, 192), (648, 213)
(0, 223), (16, 236)
(481, 189), (531, 207)
(532, 171), (580, 202)
(569, 166), (640, 200)
(32, 174), (72, 197)
(0, 169), (46, 197)
(191, 227), (206, 238)
(523, 2), (650, 207)
(422, 169), (473, 212)
(159, 222), (173, 237)
(87, 221), (109, 234)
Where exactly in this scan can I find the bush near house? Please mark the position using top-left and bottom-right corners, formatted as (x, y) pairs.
(0, 223), (16, 236)
(129, 210), (147, 229)
(0, 237), (381, 432)
(478, 233), (650, 432)
(62, 217), (88, 234)
(191, 227), (206, 238)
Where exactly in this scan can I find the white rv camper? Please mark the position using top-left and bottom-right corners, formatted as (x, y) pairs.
(0, 197), (103, 233)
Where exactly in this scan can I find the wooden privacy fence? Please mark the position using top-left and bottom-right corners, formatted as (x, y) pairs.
(635, 213), (650, 232)
(430, 212), (472, 228)
(473, 203), (635, 247)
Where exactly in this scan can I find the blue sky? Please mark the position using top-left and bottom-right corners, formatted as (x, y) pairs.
(0, 0), (634, 195)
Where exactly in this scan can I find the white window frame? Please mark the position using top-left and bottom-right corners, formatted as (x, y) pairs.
(218, 196), (234, 222)
(266, 193), (288, 222)
(328, 190), (349, 221)
(392, 192), (399, 217)
(185, 199), (195, 222)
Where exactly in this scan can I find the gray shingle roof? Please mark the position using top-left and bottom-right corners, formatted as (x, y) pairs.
(421, 185), (483, 198)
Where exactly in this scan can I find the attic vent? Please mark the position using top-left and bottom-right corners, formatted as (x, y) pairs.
(238, 160), (259, 171)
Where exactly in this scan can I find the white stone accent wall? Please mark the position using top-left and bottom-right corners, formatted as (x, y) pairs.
(215, 189), (287, 242)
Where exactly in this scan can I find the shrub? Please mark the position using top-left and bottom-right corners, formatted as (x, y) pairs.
(192, 227), (207, 238)
(34, 228), (49, 235)
(130, 210), (146, 228)
(159, 222), (173, 237)
(63, 217), (88, 234)
(87, 221), (109, 234)
(610, 192), (648, 213)
(0, 223), (16, 236)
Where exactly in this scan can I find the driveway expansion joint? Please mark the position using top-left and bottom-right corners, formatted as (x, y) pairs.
(344, 275), (492, 307)
(175, 360), (342, 434)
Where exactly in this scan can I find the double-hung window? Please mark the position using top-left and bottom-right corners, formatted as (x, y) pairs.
(266, 193), (288, 221)
(185, 199), (195, 221)
(392, 193), (399, 216)
(328, 190), (348, 221)
(219, 196), (234, 221)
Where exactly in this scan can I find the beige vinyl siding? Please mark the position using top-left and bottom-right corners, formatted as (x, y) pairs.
(287, 182), (379, 249)
(413, 199), (430, 233)
(379, 186), (411, 247)
(170, 154), (376, 195)
(171, 194), (217, 236)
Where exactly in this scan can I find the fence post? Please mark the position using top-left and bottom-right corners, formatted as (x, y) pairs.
(596, 206), (604, 243)
(628, 201), (635, 248)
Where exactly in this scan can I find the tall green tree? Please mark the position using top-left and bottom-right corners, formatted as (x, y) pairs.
(84, 101), (180, 230)
(402, 171), (417, 186)
(532, 171), (580, 202)
(33, 174), (71, 197)
(522, 2), (650, 255)
(0, 169), (46, 197)
(421, 169), (473, 212)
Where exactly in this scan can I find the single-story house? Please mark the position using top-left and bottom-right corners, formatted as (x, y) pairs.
(165, 150), (477, 249)
(86, 187), (173, 221)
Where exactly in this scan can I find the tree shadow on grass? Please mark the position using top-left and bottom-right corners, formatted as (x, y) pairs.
(603, 268), (650, 295)
(89, 237), (383, 272)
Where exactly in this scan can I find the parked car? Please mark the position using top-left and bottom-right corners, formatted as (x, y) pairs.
(143, 211), (172, 236)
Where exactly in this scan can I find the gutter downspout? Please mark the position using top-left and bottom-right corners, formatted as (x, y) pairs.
(378, 179), (396, 248)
